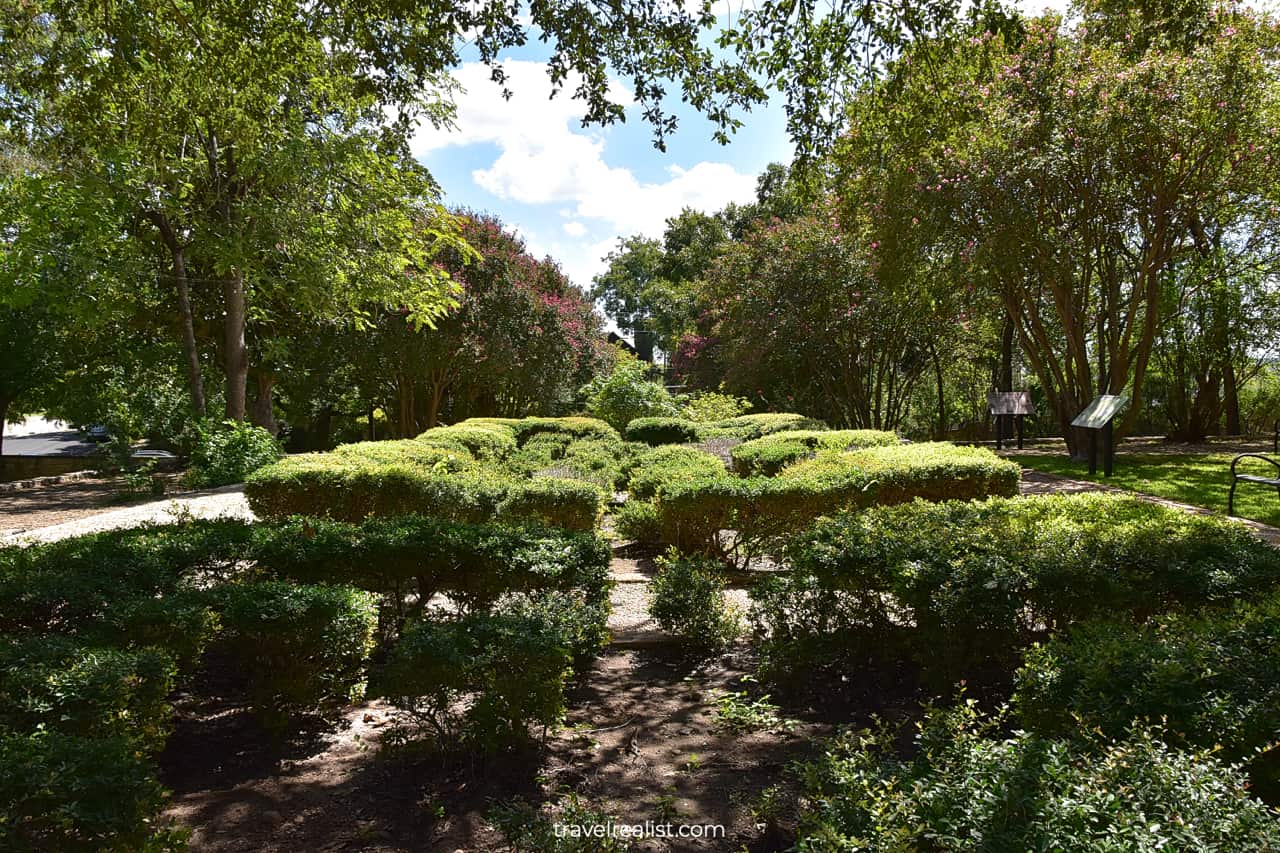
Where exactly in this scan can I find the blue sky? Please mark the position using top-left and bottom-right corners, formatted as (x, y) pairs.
(412, 1), (1071, 290)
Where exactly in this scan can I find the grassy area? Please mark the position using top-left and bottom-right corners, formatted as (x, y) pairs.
(1009, 452), (1280, 529)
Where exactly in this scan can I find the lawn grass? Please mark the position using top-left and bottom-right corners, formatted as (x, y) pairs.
(1008, 452), (1280, 529)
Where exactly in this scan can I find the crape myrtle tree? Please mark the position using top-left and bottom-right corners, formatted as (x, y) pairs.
(835, 2), (1280, 454)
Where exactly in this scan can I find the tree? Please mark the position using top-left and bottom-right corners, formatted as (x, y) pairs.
(0, 303), (58, 475)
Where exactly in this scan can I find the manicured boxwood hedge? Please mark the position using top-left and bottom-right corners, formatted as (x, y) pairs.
(698, 412), (826, 439)
(417, 422), (518, 459)
(1013, 589), (1280, 793)
(754, 493), (1280, 683)
(624, 445), (728, 501)
(795, 703), (1280, 852)
(624, 417), (701, 446)
(655, 442), (1020, 558)
(729, 429), (899, 476)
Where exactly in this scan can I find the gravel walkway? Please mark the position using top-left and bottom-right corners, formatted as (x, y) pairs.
(1, 485), (253, 546)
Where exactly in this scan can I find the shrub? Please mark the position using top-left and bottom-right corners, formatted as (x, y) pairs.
(212, 581), (378, 734)
(648, 551), (742, 651)
(0, 520), (253, 634)
(0, 731), (182, 853)
(244, 455), (510, 523)
(581, 357), (680, 431)
(502, 416), (620, 444)
(613, 499), (662, 545)
(330, 439), (471, 471)
(185, 419), (283, 488)
(380, 605), (581, 749)
(624, 445), (727, 500)
(1013, 591), (1280, 792)
(83, 591), (221, 674)
(0, 636), (177, 752)
(757, 494), (1280, 682)
(624, 416), (701, 445)
(497, 477), (603, 531)
(417, 423), (517, 460)
(730, 429), (899, 476)
(699, 412), (825, 440)
(558, 437), (627, 490)
(679, 391), (750, 422)
(251, 515), (611, 613)
(794, 703), (1280, 852)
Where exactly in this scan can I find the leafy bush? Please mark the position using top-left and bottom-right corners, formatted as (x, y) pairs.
(730, 429), (898, 476)
(613, 499), (662, 545)
(624, 416), (701, 445)
(330, 439), (471, 471)
(624, 445), (727, 500)
(212, 581), (378, 734)
(501, 416), (620, 444)
(0, 636), (177, 752)
(756, 494), (1280, 682)
(0, 520), (253, 634)
(185, 419), (283, 488)
(83, 591), (221, 674)
(491, 793), (630, 853)
(251, 515), (611, 613)
(699, 412), (825, 440)
(497, 477), (603, 531)
(795, 703), (1280, 852)
(558, 437), (627, 490)
(648, 551), (742, 651)
(380, 604), (584, 748)
(581, 357), (680, 431)
(679, 391), (750, 422)
(417, 423), (518, 460)
(244, 455), (511, 523)
(0, 731), (182, 853)
(657, 443), (1019, 560)
(1014, 590), (1280, 791)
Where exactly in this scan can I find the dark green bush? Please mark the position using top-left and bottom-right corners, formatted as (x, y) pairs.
(624, 416), (701, 445)
(648, 551), (742, 652)
(251, 515), (611, 612)
(83, 591), (220, 674)
(507, 416), (620, 443)
(756, 494), (1280, 682)
(730, 429), (898, 476)
(558, 437), (627, 490)
(624, 445), (728, 501)
(379, 603), (585, 748)
(699, 412), (826, 440)
(417, 423), (518, 459)
(613, 499), (662, 545)
(0, 636), (177, 752)
(185, 419), (283, 488)
(212, 581), (378, 734)
(497, 477), (603, 531)
(0, 520), (253, 634)
(794, 703), (1280, 852)
(0, 731), (182, 853)
(1013, 590), (1280, 792)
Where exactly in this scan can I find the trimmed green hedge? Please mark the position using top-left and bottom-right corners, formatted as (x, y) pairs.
(331, 439), (471, 470)
(624, 445), (728, 501)
(1014, 590), (1280, 792)
(0, 731), (182, 852)
(462, 416), (620, 444)
(795, 703), (1280, 852)
(211, 581), (378, 735)
(648, 552), (741, 652)
(656, 443), (1019, 558)
(624, 417), (701, 446)
(497, 477), (603, 530)
(730, 429), (898, 476)
(417, 422), (518, 459)
(699, 412), (826, 439)
(755, 494), (1280, 683)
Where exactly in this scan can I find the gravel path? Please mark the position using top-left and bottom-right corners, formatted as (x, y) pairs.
(1, 485), (254, 546)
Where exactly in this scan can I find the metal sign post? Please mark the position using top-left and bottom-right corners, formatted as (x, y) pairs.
(1070, 395), (1128, 476)
(987, 391), (1033, 450)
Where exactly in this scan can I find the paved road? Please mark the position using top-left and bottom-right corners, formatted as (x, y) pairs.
(2, 430), (100, 457)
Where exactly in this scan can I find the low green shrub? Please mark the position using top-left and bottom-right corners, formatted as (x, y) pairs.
(497, 477), (603, 531)
(679, 391), (750, 423)
(0, 731), (183, 853)
(656, 443), (1019, 560)
(417, 423), (518, 460)
(648, 551), (742, 652)
(699, 412), (825, 440)
(0, 520), (253, 634)
(613, 499), (662, 545)
(730, 429), (898, 476)
(185, 419), (283, 488)
(380, 602), (586, 748)
(755, 494), (1280, 682)
(244, 455), (510, 523)
(84, 591), (221, 674)
(624, 416), (701, 445)
(558, 437), (627, 490)
(794, 703), (1280, 852)
(330, 439), (471, 471)
(1013, 590), (1280, 792)
(503, 416), (620, 444)
(212, 581), (378, 734)
(251, 515), (611, 612)
(624, 445), (727, 500)
(0, 636), (177, 752)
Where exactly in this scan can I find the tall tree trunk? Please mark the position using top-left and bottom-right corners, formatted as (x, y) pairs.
(0, 398), (7, 480)
(147, 213), (206, 416)
(223, 269), (249, 421)
(999, 316), (1014, 392)
(250, 371), (277, 434)
(929, 341), (946, 440)
(1222, 356), (1241, 436)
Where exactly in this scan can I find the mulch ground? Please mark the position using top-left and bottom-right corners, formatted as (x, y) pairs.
(0, 472), (192, 535)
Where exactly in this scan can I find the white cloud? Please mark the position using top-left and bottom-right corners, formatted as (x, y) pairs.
(563, 221), (587, 237)
(412, 59), (758, 242)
